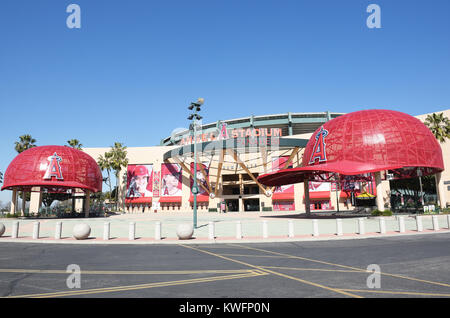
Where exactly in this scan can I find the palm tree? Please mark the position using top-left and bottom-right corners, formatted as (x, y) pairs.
(67, 139), (83, 150)
(109, 142), (129, 211)
(424, 112), (450, 209)
(14, 134), (36, 153)
(97, 152), (113, 198)
(424, 112), (450, 143)
(14, 134), (37, 215)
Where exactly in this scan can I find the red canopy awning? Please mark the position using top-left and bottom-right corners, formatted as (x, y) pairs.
(125, 197), (152, 204)
(159, 196), (182, 203)
(189, 195), (210, 203)
(303, 191), (330, 199)
(272, 192), (295, 201)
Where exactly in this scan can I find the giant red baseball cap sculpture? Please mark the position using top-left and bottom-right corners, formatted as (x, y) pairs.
(258, 109), (444, 187)
(1, 145), (102, 193)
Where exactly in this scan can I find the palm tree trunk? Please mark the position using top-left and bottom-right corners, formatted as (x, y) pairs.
(115, 172), (120, 211)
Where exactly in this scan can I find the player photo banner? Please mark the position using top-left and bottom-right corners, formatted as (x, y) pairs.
(309, 181), (331, 192)
(272, 156), (294, 194)
(161, 163), (182, 197)
(190, 162), (209, 196)
(126, 164), (153, 198)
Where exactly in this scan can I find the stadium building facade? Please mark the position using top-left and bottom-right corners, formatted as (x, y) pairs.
(81, 109), (450, 214)
(4, 110), (449, 215)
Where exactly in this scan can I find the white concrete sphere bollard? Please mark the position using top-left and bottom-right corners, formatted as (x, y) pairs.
(0, 223), (5, 237)
(176, 223), (194, 240)
(72, 223), (91, 240)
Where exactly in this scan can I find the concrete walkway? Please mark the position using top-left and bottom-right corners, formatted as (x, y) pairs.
(0, 211), (449, 244)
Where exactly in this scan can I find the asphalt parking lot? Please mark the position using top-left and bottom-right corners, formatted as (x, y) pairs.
(1, 232), (450, 299)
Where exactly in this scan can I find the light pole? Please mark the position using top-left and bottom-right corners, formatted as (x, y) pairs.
(417, 168), (424, 207)
(335, 180), (340, 212)
(188, 98), (204, 229)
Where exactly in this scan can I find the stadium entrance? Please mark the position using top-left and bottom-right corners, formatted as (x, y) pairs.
(225, 199), (239, 212)
(244, 198), (260, 211)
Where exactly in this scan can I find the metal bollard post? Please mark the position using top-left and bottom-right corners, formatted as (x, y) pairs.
(129, 222), (135, 240)
(236, 221), (242, 239)
(262, 220), (268, 238)
(12, 221), (19, 238)
(447, 215), (450, 229)
(55, 222), (62, 240)
(209, 221), (215, 240)
(358, 218), (365, 235)
(432, 215), (440, 231)
(155, 221), (161, 240)
(312, 219), (319, 237)
(288, 220), (294, 238)
(398, 216), (405, 233)
(32, 221), (40, 239)
(379, 217), (386, 234)
(416, 215), (423, 232)
(103, 222), (110, 240)
(336, 219), (343, 236)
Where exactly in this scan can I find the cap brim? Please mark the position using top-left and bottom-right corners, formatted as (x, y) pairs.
(257, 160), (405, 187)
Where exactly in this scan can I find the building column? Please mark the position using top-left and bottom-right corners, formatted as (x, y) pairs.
(84, 190), (91, 218)
(21, 192), (26, 216)
(10, 190), (17, 214)
(304, 177), (311, 217)
(30, 188), (42, 215)
(239, 173), (244, 212)
(375, 171), (384, 211)
(74, 193), (84, 212)
(435, 172), (447, 209)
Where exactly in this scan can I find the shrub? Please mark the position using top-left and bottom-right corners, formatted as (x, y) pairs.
(5, 213), (20, 218)
(439, 208), (450, 214)
(371, 209), (392, 216)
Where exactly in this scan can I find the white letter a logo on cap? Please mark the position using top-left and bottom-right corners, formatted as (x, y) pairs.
(43, 152), (64, 180)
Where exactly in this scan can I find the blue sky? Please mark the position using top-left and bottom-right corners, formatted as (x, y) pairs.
(0, 0), (449, 203)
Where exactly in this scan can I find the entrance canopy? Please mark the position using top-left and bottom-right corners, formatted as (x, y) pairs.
(163, 137), (308, 198)
(1, 145), (102, 194)
(258, 109), (444, 186)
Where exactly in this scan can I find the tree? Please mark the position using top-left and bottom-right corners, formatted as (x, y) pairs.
(109, 142), (129, 211)
(14, 134), (37, 216)
(67, 139), (83, 150)
(14, 134), (36, 153)
(97, 152), (113, 196)
(424, 112), (450, 208)
(424, 112), (450, 143)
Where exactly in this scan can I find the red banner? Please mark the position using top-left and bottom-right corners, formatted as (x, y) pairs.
(190, 162), (209, 196)
(161, 163), (182, 197)
(126, 164), (153, 200)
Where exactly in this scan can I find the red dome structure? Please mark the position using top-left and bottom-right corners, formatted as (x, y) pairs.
(258, 109), (444, 187)
(1, 145), (102, 193)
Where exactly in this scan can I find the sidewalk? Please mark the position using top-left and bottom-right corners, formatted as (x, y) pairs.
(0, 212), (449, 244)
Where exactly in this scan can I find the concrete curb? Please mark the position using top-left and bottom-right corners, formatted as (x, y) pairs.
(1, 229), (449, 245)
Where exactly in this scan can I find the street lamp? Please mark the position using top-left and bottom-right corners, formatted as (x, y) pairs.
(417, 168), (424, 207)
(188, 98), (204, 228)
